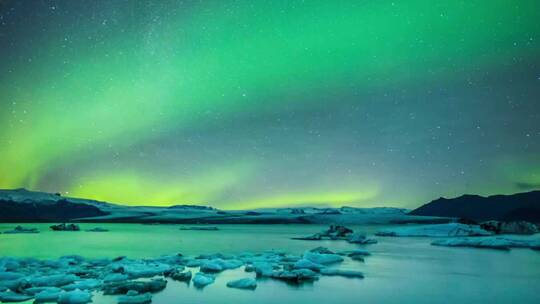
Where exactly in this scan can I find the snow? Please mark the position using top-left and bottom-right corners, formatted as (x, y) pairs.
(376, 223), (493, 237)
(0, 188), (445, 224)
(432, 237), (540, 250)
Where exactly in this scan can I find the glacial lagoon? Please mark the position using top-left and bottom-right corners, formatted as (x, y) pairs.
(1, 223), (540, 304)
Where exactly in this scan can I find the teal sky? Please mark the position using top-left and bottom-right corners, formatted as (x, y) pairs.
(0, 0), (539, 208)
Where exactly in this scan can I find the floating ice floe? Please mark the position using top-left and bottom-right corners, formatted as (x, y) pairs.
(117, 290), (152, 304)
(29, 274), (79, 287)
(34, 287), (63, 303)
(480, 221), (539, 235)
(102, 278), (167, 295)
(200, 258), (244, 273)
(270, 269), (319, 283)
(3, 225), (39, 234)
(0, 291), (33, 302)
(50, 223), (80, 231)
(347, 232), (378, 244)
(62, 279), (102, 291)
(121, 262), (171, 279)
(432, 237), (540, 250)
(293, 259), (325, 271)
(85, 227), (109, 232)
(0, 272), (24, 281)
(226, 278), (257, 290)
(303, 251), (344, 265)
(179, 226), (219, 231)
(376, 223), (492, 237)
(57, 289), (93, 304)
(320, 269), (364, 278)
(166, 268), (192, 282)
(0, 247), (367, 302)
(103, 273), (129, 283)
(292, 225), (378, 244)
(193, 273), (215, 288)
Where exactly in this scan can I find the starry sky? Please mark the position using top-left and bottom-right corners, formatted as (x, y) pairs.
(0, 0), (539, 209)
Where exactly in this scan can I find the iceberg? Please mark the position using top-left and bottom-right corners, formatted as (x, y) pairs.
(432, 237), (540, 250)
(320, 269), (364, 278)
(117, 291), (152, 304)
(303, 252), (344, 265)
(34, 288), (63, 303)
(0, 291), (33, 302)
(192, 273), (215, 288)
(102, 279), (167, 295)
(3, 225), (39, 234)
(376, 223), (492, 237)
(57, 289), (93, 304)
(226, 278), (257, 290)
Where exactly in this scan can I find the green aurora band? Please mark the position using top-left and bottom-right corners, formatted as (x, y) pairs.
(0, 0), (539, 208)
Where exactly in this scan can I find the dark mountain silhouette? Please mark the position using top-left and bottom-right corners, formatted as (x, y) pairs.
(0, 188), (109, 222)
(0, 199), (108, 222)
(410, 190), (540, 222)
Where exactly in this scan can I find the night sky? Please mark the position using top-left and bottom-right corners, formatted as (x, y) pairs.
(0, 1), (539, 209)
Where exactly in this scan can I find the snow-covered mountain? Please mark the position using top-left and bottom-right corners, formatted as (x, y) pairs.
(0, 188), (441, 224)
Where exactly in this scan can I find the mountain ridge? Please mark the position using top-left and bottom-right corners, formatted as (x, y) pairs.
(0, 188), (431, 224)
(410, 190), (540, 222)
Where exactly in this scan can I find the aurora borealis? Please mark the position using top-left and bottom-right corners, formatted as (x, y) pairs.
(0, 1), (539, 209)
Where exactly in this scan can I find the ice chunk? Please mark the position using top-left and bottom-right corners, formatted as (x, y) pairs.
(30, 274), (79, 287)
(293, 259), (325, 271)
(376, 223), (492, 237)
(347, 233), (377, 244)
(320, 269), (364, 278)
(192, 273), (215, 288)
(122, 262), (171, 278)
(34, 288), (63, 303)
(117, 291), (152, 304)
(271, 269), (319, 283)
(0, 272), (24, 280)
(3, 225), (39, 234)
(62, 279), (102, 291)
(226, 278), (257, 290)
(102, 279), (167, 295)
(0, 291), (33, 302)
(303, 252), (344, 265)
(432, 237), (540, 250)
(200, 260), (223, 273)
(57, 289), (92, 304)
(103, 273), (129, 283)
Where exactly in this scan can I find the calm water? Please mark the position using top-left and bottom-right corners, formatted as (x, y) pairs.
(1, 223), (540, 304)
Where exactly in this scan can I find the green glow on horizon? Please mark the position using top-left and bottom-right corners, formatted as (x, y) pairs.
(230, 189), (380, 210)
(68, 163), (256, 206)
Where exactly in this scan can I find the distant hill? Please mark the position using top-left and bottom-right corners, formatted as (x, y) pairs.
(410, 190), (540, 222)
(0, 188), (440, 224)
(0, 188), (110, 222)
